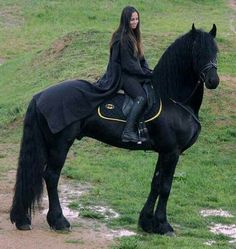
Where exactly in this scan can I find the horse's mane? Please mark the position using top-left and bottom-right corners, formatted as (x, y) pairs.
(152, 28), (217, 102)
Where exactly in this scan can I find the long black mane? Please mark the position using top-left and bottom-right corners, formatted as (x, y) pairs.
(152, 28), (218, 103)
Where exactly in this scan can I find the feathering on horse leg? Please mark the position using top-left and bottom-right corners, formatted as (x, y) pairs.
(44, 136), (74, 231)
(152, 152), (179, 235)
(139, 156), (161, 233)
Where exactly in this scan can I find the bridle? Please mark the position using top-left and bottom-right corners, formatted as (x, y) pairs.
(199, 60), (217, 84)
(182, 60), (218, 104)
(170, 60), (218, 124)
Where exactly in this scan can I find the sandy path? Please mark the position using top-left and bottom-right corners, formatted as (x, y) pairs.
(0, 145), (116, 249)
(228, 0), (236, 10)
(228, 0), (236, 33)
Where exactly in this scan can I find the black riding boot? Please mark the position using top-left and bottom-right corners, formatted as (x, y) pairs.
(122, 96), (147, 143)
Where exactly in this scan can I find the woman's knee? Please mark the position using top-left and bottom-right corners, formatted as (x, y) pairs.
(136, 95), (147, 105)
(124, 82), (146, 98)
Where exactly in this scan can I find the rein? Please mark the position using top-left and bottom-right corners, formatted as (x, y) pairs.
(170, 98), (201, 124)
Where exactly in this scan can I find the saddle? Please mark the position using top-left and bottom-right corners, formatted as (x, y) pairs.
(98, 83), (162, 141)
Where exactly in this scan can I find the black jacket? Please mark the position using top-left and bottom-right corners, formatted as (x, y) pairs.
(34, 34), (152, 133)
(96, 35), (152, 89)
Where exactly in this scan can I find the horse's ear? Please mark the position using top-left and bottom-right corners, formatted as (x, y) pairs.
(209, 24), (217, 38)
(191, 23), (197, 36)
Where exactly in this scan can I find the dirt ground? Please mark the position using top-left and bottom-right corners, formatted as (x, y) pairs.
(0, 144), (118, 249)
(228, 0), (236, 10)
(0, 179), (117, 249)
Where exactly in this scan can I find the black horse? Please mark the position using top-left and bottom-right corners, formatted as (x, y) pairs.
(10, 24), (219, 235)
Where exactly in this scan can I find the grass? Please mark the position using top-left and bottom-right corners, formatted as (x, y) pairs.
(79, 208), (106, 220)
(0, 0), (235, 248)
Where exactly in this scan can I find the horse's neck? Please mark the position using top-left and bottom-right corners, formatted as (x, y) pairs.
(185, 83), (204, 117)
(153, 64), (202, 104)
(153, 37), (204, 115)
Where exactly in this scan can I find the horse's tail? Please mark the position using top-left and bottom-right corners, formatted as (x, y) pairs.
(10, 99), (46, 225)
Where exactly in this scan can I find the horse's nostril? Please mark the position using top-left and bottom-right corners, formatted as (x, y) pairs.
(207, 77), (219, 89)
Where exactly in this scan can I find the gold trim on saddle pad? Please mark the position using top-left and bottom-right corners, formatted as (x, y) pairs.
(98, 99), (162, 123)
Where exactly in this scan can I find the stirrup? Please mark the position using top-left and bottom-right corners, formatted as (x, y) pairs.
(121, 131), (148, 144)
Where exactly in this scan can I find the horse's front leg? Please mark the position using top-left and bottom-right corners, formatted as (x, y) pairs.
(138, 157), (161, 232)
(44, 142), (73, 231)
(152, 152), (179, 235)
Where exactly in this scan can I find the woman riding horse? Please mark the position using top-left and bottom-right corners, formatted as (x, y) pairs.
(96, 6), (153, 143)
(10, 24), (219, 235)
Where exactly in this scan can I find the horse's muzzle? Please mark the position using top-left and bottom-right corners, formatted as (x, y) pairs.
(205, 72), (220, 89)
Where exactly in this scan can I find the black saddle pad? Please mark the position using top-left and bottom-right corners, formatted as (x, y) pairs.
(98, 93), (162, 123)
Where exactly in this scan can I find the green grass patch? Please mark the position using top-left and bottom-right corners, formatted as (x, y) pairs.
(79, 208), (106, 220)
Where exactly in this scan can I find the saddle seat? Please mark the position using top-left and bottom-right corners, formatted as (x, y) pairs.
(97, 83), (162, 142)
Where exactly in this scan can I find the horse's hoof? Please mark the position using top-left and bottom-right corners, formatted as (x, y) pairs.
(62, 226), (71, 232)
(138, 211), (154, 233)
(50, 225), (71, 232)
(138, 221), (153, 233)
(165, 231), (176, 237)
(152, 221), (174, 235)
(16, 224), (32, 230)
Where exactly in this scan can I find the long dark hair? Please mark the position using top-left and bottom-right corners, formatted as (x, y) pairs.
(110, 6), (144, 57)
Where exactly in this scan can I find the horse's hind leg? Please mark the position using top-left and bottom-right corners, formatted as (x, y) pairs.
(44, 140), (73, 231)
(43, 122), (80, 230)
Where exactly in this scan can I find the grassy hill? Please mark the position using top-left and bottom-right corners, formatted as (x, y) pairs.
(0, 1), (235, 248)
(0, 0), (235, 125)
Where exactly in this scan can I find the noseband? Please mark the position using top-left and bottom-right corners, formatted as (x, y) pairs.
(199, 61), (217, 84)
(183, 60), (217, 104)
